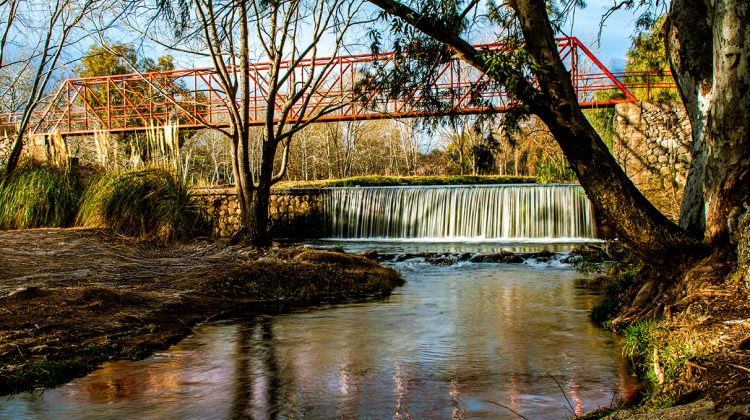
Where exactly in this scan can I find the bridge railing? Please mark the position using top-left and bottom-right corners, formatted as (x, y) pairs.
(21, 37), (675, 137)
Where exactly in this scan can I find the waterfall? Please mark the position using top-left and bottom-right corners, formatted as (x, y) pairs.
(322, 184), (597, 241)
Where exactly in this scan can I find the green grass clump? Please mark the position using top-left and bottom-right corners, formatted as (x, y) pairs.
(590, 259), (640, 324)
(621, 319), (704, 409)
(623, 320), (656, 359)
(77, 169), (210, 240)
(0, 161), (82, 229)
(276, 175), (537, 188)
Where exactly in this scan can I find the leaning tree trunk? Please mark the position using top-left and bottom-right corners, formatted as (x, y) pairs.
(508, 0), (705, 267)
(5, 132), (25, 175)
(367, 0), (704, 267)
(668, 0), (750, 265)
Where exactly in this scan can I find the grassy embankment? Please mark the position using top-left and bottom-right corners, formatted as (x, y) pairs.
(274, 174), (537, 188)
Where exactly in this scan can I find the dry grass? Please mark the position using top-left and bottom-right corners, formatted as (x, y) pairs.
(0, 229), (404, 395)
(612, 264), (750, 410)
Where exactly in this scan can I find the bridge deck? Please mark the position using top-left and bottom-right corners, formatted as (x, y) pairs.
(3, 37), (676, 137)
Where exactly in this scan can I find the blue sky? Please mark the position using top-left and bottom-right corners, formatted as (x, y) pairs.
(154, 0), (643, 73)
(567, 0), (643, 71)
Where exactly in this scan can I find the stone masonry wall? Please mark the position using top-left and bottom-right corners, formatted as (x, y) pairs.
(613, 101), (693, 221)
(192, 188), (327, 239)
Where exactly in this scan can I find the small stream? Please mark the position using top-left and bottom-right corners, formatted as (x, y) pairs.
(1, 243), (636, 419)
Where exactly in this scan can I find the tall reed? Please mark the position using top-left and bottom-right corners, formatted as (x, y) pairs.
(0, 161), (82, 229)
(77, 168), (210, 240)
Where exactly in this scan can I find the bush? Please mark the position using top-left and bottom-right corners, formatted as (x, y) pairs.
(77, 169), (209, 240)
(534, 161), (577, 184)
(0, 161), (82, 229)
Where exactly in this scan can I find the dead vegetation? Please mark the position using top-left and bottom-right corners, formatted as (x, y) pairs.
(596, 251), (750, 412)
(0, 228), (403, 395)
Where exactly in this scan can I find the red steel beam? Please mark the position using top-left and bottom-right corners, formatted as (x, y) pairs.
(19, 37), (675, 137)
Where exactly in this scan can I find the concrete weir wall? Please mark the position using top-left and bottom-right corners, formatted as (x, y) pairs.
(192, 188), (327, 238)
(613, 101), (693, 220)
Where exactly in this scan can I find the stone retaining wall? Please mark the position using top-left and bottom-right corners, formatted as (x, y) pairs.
(192, 188), (327, 238)
(613, 101), (693, 221)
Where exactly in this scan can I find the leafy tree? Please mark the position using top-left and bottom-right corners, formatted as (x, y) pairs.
(77, 44), (138, 78)
(75, 44), (176, 109)
(624, 16), (678, 101)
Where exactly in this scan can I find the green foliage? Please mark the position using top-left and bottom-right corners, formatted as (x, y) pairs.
(625, 16), (678, 102)
(584, 106), (617, 150)
(77, 169), (210, 240)
(277, 174), (536, 188)
(623, 319), (656, 359)
(590, 259), (640, 324)
(77, 44), (175, 79)
(0, 161), (82, 229)
(534, 161), (577, 184)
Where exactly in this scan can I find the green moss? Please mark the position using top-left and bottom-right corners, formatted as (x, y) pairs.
(275, 175), (536, 188)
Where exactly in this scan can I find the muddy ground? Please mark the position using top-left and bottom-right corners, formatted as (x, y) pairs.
(0, 228), (403, 395)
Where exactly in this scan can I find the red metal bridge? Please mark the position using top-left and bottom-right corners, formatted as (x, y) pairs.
(5, 37), (676, 137)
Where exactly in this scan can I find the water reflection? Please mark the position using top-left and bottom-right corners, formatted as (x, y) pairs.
(1, 261), (636, 419)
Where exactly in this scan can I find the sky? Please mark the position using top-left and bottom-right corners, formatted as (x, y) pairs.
(566, 0), (643, 71)
(150, 0), (643, 74)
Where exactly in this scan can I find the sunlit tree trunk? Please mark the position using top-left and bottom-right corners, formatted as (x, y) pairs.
(668, 0), (750, 262)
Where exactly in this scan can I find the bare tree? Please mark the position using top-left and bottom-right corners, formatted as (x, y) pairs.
(3, 0), (101, 175)
(153, 0), (364, 244)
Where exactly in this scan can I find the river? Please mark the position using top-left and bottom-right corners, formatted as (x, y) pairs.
(1, 243), (636, 419)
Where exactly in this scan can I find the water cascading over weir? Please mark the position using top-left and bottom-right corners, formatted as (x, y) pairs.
(322, 185), (597, 241)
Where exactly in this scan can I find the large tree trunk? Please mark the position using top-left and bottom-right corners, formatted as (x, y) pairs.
(368, 0), (705, 267)
(669, 0), (750, 261)
(509, 0), (705, 266)
(245, 139), (279, 247)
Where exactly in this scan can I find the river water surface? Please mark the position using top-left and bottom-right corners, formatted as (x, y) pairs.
(2, 245), (636, 419)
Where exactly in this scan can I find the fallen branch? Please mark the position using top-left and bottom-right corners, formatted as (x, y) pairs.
(729, 364), (750, 375)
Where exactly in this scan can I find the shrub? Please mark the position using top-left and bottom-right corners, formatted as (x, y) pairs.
(77, 169), (209, 240)
(0, 161), (82, 229)
(534, 161), (577, 184)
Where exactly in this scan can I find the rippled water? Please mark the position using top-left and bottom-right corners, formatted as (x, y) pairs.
(1, 252), (636, 419)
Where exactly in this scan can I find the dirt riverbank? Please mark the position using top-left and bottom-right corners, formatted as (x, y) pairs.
(0, 228), (403, 395)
